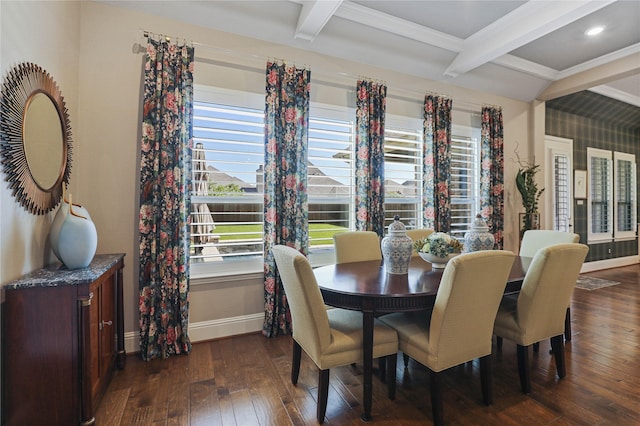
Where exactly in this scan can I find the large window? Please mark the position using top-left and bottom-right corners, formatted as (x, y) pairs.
(191, 86), (481, 277)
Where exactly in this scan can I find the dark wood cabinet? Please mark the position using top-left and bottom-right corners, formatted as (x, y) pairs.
(2, 254), (126, 426)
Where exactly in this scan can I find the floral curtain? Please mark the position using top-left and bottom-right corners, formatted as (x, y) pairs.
(422, 94), (452, 232)
(138, 38), (194, 360)
(355, 80), (386, 237)
(480, 106), (505, 249)
(263, 61), (310, 337)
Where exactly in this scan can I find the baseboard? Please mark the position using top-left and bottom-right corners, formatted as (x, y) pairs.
(124, 312), (264, 354)
(581, 255), (639, 273)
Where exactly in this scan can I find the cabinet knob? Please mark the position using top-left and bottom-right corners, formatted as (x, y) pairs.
(99, 320), (113, 330)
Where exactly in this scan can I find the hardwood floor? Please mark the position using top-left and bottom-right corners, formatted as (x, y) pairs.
(95, 265), (640, 425)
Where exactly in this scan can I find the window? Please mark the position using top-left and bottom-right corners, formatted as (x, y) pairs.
(191, 85), (481, 277)
(613, 151), (636, 240)
(587, 148), (613, 243)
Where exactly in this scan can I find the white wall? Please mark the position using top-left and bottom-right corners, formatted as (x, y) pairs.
(1, 1), (532, 355)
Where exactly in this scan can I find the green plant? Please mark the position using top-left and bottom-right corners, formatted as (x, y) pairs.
(515, 164), (544, 214)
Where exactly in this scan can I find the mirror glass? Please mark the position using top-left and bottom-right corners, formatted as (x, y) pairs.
(23, 92), (65, 190)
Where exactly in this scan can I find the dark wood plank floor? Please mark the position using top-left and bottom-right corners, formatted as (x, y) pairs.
(96, 264), (640, 425)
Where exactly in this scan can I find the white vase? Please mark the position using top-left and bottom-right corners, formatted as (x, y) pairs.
(56, 195), (97, 269)
(50, 194), (91, 262)
(381, 216), (413, 274)
(418, 252), (458, 269)
(463, 214), (495, 252)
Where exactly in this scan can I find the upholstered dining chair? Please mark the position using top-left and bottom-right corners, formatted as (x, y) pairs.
(519, 230), (580, 342)
(493, 243), (588, 394)
(333, 230), (382, 264)
(406, 228), (434, 256)
(271, 245), (399, 424)
(380, 250), (516, 426)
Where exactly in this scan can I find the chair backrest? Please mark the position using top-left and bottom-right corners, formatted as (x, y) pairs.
(271, 245), (331, 362)
(520, 230), (579, 257)
(333, 231), (382, 264)
(516, 243), (589, 344)
(406, 229), (434, 256)
(428, 250), (516, 370)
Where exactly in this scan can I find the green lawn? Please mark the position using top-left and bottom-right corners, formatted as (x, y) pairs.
(211, 223), (347, 246)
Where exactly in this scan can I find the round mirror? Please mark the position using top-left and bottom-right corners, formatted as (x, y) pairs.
(23, 91), (66, 191)
(0, 63), (72, 214)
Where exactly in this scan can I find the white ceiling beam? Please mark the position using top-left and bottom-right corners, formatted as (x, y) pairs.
(537, 52), (640, 101)
(295, 0), (343, 42)
(443, 0), (616, 78)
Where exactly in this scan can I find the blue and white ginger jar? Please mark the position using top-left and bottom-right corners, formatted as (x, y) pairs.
(463, 214), (495, 252)
(381, 216), (413, 274)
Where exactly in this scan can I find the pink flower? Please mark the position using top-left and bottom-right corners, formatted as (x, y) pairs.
(266, 208), (277, 223)
(357, 207), (368, 222)
(285, 107), (296, 123)
(265, 277), (275, 293)
(267, 69), (278, 86)
(285, 174), (297, 190)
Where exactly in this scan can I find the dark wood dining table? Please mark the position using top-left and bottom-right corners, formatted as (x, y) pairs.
(314, 255), (531, 421)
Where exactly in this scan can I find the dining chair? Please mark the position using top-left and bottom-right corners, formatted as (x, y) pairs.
(380, 250), (516, 426)
(493, 243), (588, 394)
(333, 230), (382, 264)
(519, 230), (580, 342)
(271, 245), (399, 424)
(406, 228), (434, 256)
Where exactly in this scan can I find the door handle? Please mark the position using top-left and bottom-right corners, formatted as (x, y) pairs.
(99, 320), (113, 330)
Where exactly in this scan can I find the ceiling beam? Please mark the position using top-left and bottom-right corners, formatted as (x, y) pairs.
(537, 52), (640, 101)
(443, 0), (616, 78)
(294, 0), (343, 42)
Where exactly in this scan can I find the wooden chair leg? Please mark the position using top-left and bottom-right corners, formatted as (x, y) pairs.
(533, 342), (539, 353)
(403, 353), (410, 368)
(496, 336), (503, 350)
(550, 334), (566, 378)
(378, 357), (386, 382)
(517, 344), (531, 394)
(479, 355), (492, 405)
(429, 369), (444, 426)
(292, 340), (302, 385)
(564, 307), (572, 341)
(387, 353), (397, 400)
(317, 369), (330, 424)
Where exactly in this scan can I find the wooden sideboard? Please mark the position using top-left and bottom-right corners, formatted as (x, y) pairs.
(1, 254), (126, 426)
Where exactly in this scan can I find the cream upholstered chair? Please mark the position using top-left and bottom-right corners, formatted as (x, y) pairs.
(271, 245), (398, 424)
(519, 230), (580, 341)
(493, 243), (588, 394)
(333, 231), (382, 264)
(380, 250), (516, 426)
(406, 228), (434, 256)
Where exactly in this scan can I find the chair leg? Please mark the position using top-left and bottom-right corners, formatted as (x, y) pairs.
(564, 307), (572, 341)
(292, 340), (302, 385)
(550, 334), (566, 378)
(403, 353), (410, 368)
(386, 353), (397, 400)
(317, 369), (330, 424)
(378, 357), (386, 382)
(429, 369), (444, 426)
(479, 355), (492, 405)
(496, 336), (503, 350)
(517, 344), (531, 394)
(533, 342), (539, 353)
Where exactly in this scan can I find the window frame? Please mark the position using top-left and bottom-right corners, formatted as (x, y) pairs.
(587, 147), (613, 243)
(613, 151), (637, 241)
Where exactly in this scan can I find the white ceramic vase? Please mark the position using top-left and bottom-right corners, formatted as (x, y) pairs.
(381, 216), (413, 274)
(52, 194), (97, 269)
(463, 214), (495, 252)
(50, 192), (92, 262)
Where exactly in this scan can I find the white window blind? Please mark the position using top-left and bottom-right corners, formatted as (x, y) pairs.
(449, 136), (480, 240)
(384, 127), (422, 230)
(553, 153), (570, 232)
(614, 151), (637, 240)
(587, 147), (613, 242)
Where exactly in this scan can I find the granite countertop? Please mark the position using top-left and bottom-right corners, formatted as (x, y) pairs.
(4, 253), (125, 290)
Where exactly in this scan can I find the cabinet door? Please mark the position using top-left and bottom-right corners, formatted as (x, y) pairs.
(99, 273), (116, 379)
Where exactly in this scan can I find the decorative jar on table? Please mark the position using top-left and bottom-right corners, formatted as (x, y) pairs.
(381, 216), (413, 274)
(463, 214), (495, 252)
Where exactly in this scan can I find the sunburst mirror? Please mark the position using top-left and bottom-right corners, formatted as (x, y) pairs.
(0, 62), (72, 214)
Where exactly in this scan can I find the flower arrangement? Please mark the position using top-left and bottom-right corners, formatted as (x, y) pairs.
(414, 232), (463, 258)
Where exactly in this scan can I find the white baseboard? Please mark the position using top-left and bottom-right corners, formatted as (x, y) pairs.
(124, 312), (264, 354)
(581, 255), (639, 273)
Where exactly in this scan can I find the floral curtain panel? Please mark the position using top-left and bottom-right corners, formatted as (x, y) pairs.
(480, 106), (505, 249)
(422, 94), (452, 232)
(355, 80), (387, 237)
(138, 38), (194, 360)
(263, 61), (311, 337)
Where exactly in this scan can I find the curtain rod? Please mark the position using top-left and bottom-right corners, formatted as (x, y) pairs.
(135, 29), (489, 112)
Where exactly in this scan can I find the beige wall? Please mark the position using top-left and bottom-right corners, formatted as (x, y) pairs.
(2, 1), (532, 350)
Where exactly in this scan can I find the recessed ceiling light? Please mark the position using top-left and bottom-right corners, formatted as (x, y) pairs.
(585, 26), (604, 36)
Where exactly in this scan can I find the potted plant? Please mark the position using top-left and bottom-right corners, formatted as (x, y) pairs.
(515, 163), (544, 238)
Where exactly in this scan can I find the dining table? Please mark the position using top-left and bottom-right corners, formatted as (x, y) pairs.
(313, 254), (531, 421)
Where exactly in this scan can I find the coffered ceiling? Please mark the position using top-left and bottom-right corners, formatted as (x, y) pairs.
(104, 0), (640, 105)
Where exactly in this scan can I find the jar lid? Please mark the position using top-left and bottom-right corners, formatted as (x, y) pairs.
(388, 215), (407, 234)
(471, 214), (489, 230)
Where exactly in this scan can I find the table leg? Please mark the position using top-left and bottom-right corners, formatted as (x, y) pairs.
(362, 310), (374, 421)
